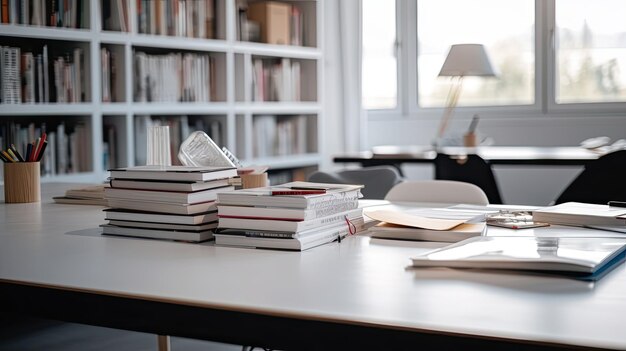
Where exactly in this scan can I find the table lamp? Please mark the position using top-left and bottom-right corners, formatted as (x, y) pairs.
(435, 44), (496, 145)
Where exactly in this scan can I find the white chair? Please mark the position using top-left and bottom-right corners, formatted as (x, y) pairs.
(384, 180), (489, 205)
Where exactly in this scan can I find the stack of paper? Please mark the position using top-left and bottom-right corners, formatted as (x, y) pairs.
(365, 208), (486, 242)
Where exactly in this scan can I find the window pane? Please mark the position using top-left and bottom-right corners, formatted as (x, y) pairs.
(418, 0), (534, 107)
(362, 0), (397, 109)
(556, 0), (626, 104)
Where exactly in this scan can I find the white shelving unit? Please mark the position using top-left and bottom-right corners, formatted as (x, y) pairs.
(0, 0), (323, 183)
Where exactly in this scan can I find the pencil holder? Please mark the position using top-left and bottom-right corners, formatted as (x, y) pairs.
(241, 172), (269, 189)
(3, 162), (41, 203)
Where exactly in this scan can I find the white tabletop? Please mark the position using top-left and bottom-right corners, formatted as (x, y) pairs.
(2, 184), (626, 349)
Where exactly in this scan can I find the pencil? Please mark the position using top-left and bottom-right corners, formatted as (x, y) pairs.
(10, 144), (25, 162)
(36, 141), (48, 162)
(6, 148), (19, 162)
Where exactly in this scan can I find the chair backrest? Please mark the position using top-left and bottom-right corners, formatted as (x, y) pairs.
(384, 180), (489, 205)
(555, 150), (626, 204)
(307, 166), (403, 199)
(434, 153), (503, 204)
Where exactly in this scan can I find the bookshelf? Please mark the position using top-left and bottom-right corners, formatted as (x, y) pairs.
(0, 0), (323, 183)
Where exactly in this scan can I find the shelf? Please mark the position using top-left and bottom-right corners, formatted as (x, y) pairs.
(245, 154), (321, 170)
(234, 41), (322, 59)
(0, 24), (92, 41)
(236, 102), (321, 114)
(0, 104), (95, 116)
(104, 103), (231, 115)
(1, 0), (323, 183)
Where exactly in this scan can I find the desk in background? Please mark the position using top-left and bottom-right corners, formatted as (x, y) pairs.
(334, 145), (603, 169)
(2, 184), (626, 350)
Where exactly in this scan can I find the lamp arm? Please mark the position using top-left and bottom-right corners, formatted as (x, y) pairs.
(436, 76), (464, 140)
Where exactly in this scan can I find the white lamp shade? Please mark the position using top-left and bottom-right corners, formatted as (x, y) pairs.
(438, 44), (496, 77)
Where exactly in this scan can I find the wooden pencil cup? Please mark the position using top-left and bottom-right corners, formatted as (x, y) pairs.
(241, 172), (269, 189)
(3, 162), (41, 203)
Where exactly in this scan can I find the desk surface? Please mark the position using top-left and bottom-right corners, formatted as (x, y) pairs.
(335, 145), (605, 166)
(2, 184), (626, 350)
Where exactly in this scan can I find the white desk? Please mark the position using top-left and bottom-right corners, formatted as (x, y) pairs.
(2, 184), (626, 350)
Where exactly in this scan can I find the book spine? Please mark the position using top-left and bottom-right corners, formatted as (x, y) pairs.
(214, 228), (296, 239)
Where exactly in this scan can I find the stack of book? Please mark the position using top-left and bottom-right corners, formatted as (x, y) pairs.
(101, 165), (237, 242)
(53, 184), (109, 206)
(214, 182), (365, 250)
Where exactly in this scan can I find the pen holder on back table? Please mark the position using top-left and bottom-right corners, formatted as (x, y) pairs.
(3, 162), (41, 203)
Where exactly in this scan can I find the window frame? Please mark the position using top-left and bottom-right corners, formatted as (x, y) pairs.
(366, 0), (626, 121)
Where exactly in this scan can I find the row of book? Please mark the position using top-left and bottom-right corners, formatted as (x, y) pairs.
(252, 58), (301, 102)
(253, 115), (312, 158)
(101, 47), (121, 103)
(137, 0), (218, 39)
(1, 0), (86, 28)
(133, 51), (217, 103)
(0, 45), (86, 104)
(2, 121), (91, 175)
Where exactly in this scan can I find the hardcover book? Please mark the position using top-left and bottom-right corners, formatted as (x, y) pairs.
(108, 165), (237, 182)
(216, 181), (363, 209)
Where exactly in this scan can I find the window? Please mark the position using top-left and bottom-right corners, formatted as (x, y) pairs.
(417, 0), (534, 107)
(555, 0), (626, 104)
(362, 0), (397, 110)
(361, 0), (626, 112)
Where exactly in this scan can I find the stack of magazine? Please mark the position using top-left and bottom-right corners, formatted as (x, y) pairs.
(101, 165), (237, 242)
(214, 182), (365, 250)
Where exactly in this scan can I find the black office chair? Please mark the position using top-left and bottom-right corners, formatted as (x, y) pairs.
(554, 150), (626, 205)
(434, 153), (504, 204)
(307, 166), (403, 199)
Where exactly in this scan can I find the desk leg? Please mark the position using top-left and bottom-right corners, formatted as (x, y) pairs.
(157, 335), (171, 351)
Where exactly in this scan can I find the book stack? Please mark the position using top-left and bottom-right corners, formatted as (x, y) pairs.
(214, 182), (365, 251)
(101, 165), (238, 242)
(53, 184), (109, 206)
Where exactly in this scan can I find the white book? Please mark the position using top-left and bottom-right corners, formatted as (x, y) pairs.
(214, 222), (357, 251)
(104, 209), (218, 225)
(105, 185), (234, 204)
(109, 165), (237, 182)
(217, 200), (359, 221)
(218, 208), (363, 233)
(107, 220), (218, 232)
(533, 202), (626, 227)
(107, 198), (217, 215)
(109, 178), (231, 192)
(101, 224), (214, 242)
(216, 182), (363, 209)
(411, 236), (626, 279)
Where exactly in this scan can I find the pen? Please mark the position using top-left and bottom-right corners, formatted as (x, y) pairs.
(468, 114), (480, 133)
(608, 201), (626, 208)
(36, 141), (48, 162)
(10, 144), (25, 162)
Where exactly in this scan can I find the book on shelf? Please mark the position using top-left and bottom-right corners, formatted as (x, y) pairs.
(214, 218), (364, 251)
(218, 207), (363, 233)
(0, 0), (84, 27)
(217, 200), (359, 221)
(216, 181), (363, 209)
(532, 202), (626, 227)
(108, 165), (238, 182)
(107, 220), (218, 232)
(109, 178), (232, 192)
(411, 236), (626, 281)
(104, 209), (218, 225)
(369, 222), (486, 243)
(136, 0), (216, 38)
(105, 185), (234, 204)
(106, 198), (217, 215)
(101, 224), (214, 243)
